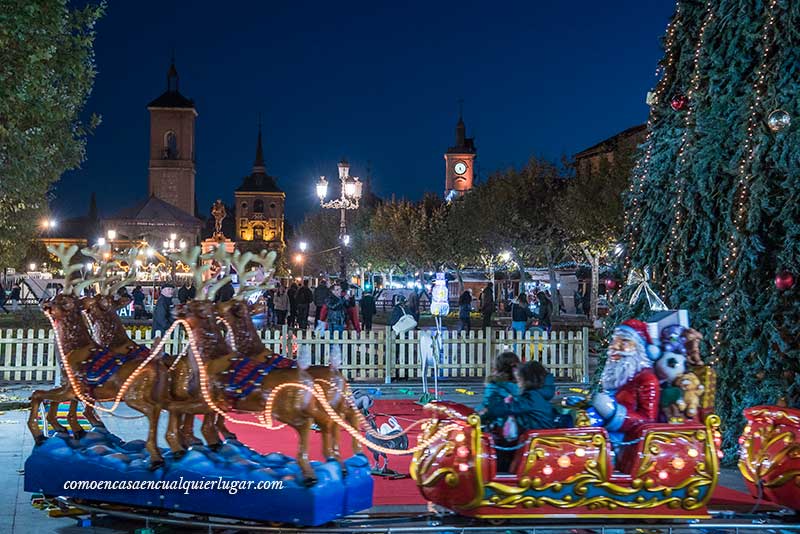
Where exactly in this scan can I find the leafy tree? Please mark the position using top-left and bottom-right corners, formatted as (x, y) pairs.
(561, 145), (634, 321)
(0, 1), (105, 269)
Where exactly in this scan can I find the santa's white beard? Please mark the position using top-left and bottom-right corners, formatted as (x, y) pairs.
(601, 349), (651, 390)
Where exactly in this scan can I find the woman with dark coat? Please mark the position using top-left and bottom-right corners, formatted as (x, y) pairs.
(458, 290), (472, 331)
(479, 352), (520, 430)
(535, 291), (552, 332)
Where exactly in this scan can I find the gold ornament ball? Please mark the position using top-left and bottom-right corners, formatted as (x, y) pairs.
(767, 110), (791, 132)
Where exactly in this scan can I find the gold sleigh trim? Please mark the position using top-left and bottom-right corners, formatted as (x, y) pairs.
(416, 413), (720, 512)
(739, 409), (800, 488)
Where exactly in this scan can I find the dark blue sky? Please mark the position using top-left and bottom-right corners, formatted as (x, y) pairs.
(55, 1), (674, 224)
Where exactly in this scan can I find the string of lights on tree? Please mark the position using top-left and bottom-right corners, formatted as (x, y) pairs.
(662, 2), (716, 283)
(709, 0), (780, 366)
(623, 0), (684, 272)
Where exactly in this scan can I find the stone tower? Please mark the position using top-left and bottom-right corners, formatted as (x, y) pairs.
(234, 123), (285, 253)
(444, 111), (476, 201)
(146, 59), (197, 216)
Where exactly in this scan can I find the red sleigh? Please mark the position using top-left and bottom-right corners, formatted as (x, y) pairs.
(739, 406), (800, 511)
(411, 401), (722, 519)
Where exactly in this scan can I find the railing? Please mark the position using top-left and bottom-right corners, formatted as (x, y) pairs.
(0, 326), (589, 384)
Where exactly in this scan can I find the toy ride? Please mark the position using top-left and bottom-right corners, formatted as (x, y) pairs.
(739, 405), (800, 512)
(411, 402), (721, 519)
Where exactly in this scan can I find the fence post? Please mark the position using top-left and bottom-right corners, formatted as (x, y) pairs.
(281, 324), (289, 356)
(582, 326), (590, 384)
(384, 326), (393, 384)
(484, 327), (493, 377)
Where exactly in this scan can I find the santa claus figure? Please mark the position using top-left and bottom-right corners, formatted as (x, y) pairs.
(591, 319), (661, 440)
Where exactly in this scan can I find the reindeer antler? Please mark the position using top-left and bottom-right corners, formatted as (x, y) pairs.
(200, 246), (233, 301)
(47, 244), (81, 295)
(81, 244), (115, 295)
(107, 248), (140, 296)
(237, 250), (277, 299)
(170, 247), (208, 298)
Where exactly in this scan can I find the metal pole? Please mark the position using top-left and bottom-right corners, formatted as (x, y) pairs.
(339, 207), (347, 283)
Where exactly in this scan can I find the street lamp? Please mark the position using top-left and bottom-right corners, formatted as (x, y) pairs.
(315, 159), (362, 282)
(162, 234), (183, 282)
(299, 241), (308, 253)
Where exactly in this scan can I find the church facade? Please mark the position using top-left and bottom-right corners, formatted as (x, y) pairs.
(234, 125), (286, 253)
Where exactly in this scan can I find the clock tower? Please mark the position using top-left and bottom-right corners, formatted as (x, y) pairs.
(444, 112), (476, 200)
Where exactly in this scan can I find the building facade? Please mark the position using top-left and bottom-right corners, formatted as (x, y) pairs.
(146, 61), (197, 217)
(444, 113), (476, 201)
(573, 124), (646, 178)
(234, 126), (285, 253)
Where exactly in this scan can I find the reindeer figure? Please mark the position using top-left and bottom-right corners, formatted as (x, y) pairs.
(28, 244), (171, 469)
(167, 247), (344, 485)
(215, 250), (362, 474)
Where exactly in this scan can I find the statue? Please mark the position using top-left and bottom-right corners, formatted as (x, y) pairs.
(211, 199), (226, 240)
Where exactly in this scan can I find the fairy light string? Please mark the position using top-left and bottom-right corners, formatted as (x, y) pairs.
(662, 1), (716, 282)
(623, 0), (684, 272)
(49, 307), (454, 456)
(710, 0), (780, 365)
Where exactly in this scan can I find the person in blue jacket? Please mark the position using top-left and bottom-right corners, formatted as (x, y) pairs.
(486, 360), (557, 435)
(479, 351), (520, 430)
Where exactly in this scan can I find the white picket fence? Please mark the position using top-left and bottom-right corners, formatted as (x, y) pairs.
(0, 326), (589, 384)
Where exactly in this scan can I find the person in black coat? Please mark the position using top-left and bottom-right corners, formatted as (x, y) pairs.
(295, 280), (313, 329)
(152, 284), (175, 337)
(0, 282), (9, 314)
(360, 291), (377, 331)
(535, 291), (552, 332)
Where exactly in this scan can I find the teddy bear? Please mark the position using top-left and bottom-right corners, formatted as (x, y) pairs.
(675, 372), (705, 419)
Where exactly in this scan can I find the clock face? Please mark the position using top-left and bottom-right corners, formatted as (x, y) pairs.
(454, 162), (467, 175)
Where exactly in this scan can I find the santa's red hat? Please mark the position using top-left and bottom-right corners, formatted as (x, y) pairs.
(614, 319), (661, 361)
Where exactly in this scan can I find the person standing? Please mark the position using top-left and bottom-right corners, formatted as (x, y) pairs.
(360, 290), (376, 331)
(152, 284), (175, 338)
(273, 284), (289, 325)
(313, 280), (331, 325)
(406, 289), (420, 323)
(0, 282), (9, 314)
(458, 290), (472, 332)
(287, 282), (298, 328)
(535, 291), (552, 333)
(178, 282), (190, 304)
(573, 289), (583, 315)
(295, 280), (313, 329)
(132, 285), (146, 319)
(510, 292), (533, 334)
(345, 290), (361, 333)
(9, 283), (21, 311)
(325, 283), (346, 337)
(480, 282), (495, 329)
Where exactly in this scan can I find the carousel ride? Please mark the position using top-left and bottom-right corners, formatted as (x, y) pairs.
(23, 246), (800, 530)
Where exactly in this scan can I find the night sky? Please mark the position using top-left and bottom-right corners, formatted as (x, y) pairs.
(54, 1), (674, 225)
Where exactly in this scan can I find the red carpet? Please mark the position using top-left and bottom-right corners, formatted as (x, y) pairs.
(219, 399), (768, 508)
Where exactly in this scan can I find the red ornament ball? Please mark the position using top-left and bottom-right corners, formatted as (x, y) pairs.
(670, 95), (687, 111)
(775, 271), (795, 291)
(605, 279), (618, 290)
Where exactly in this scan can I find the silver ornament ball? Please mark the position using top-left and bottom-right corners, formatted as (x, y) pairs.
(767, 109), (791, 132)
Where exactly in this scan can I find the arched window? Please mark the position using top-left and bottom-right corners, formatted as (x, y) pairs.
(253, 199), (264, 213)
(254, 226), (264, 240)
(164, 131), (177, 159)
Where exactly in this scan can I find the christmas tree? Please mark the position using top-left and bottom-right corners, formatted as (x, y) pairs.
(615, 0), (799, 460)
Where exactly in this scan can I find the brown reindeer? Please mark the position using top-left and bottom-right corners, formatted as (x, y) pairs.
(161, 247), (347, 485)
(27, 245), (170, 469)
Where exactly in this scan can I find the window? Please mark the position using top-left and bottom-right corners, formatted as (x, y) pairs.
(253, 199), (264, 213)
(240, 202), (248, 214)
(163, 131), (178, 159)
(254, 227), (263, 240)
(270, 202), (276, 210)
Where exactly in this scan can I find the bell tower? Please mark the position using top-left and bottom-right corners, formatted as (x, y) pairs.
(146, 59), (197, 216)
(444, 106), (476, 201)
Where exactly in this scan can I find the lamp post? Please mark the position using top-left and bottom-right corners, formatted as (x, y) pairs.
(316, 160), (362, 283)
(161, 233), (187, 283)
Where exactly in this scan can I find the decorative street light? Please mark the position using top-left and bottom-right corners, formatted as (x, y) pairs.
(316, 159), (362, 282)
(299, 241), (308, 253)
(161, 233), (187, 282)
